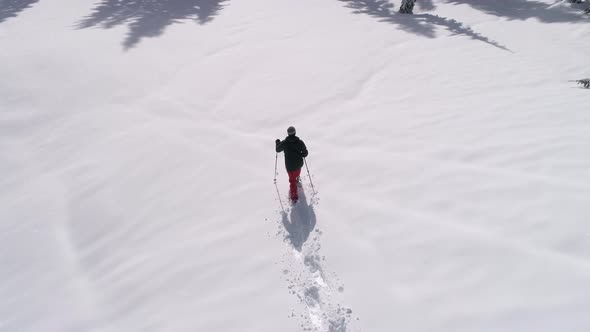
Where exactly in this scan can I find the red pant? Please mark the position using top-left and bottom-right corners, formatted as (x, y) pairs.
(287, 169), (301, 201)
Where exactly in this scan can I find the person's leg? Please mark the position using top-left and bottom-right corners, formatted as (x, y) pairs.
(287, 169), (301, 201)
(294, 169), (302, 187)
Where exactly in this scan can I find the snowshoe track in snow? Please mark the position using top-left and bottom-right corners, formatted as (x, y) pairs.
(276, 184), (358, 332)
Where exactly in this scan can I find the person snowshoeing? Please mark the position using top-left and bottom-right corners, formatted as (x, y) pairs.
(276, 126), (308, 203)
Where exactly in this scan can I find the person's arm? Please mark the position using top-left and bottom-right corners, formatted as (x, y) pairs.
(275, 139), (284, 153)
(300, 141), (308, 158)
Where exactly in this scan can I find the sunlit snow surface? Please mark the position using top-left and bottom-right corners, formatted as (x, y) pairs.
(1, 0), (590, 331)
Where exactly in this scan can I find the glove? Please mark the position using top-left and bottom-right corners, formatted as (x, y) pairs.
(275, 139), (280, 144)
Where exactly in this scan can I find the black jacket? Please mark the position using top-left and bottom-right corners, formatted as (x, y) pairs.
(276, 135), (308, 171)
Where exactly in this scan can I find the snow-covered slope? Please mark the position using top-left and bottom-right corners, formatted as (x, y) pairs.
(1, 0), (589, 331)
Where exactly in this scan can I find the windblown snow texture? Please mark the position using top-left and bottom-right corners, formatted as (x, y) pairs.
(1, 0), (590, 331)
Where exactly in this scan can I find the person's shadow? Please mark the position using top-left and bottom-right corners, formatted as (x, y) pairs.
(281, 188), (317, 252)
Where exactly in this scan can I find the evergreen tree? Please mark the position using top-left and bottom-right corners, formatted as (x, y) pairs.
(399, 0), (416, 14)
(569, 0), (590, 14)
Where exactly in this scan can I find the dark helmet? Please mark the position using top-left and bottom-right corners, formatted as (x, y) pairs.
(287, 126), (296, 136)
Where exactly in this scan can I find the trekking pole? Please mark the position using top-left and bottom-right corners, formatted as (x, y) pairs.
(304, 158), (316, 196)
(274, 153), (278, 183)
(274, 153), (285, 212)
(274, 181), (286, 213)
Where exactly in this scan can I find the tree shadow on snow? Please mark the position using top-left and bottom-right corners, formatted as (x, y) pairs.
(77, 0), (229, 49)
(417, 0), (436, 12)
(338, 0), (511, 51)
(0, 0), (40, 24)
(281, 188), (316, 252)
(444, 0), (586, 23)
(338, 0), (588, 51)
